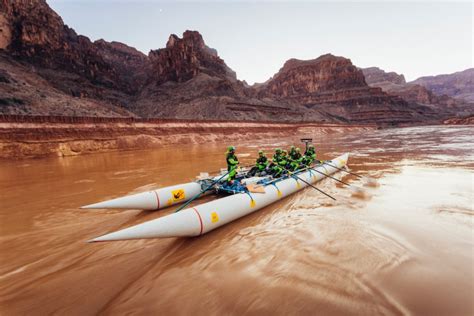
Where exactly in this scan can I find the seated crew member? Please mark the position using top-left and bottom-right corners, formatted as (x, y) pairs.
(248, 150), (268, 177)
(226, 146), (239, 184)
(269, 148), (283, 177)
(289, 146), (297, 160)
(274, 150), (289, 177)
(289, 147), (303, 171)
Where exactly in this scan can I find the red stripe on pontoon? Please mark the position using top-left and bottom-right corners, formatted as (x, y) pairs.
(153, 191), (160, 210)
(192, 207), (204, 235)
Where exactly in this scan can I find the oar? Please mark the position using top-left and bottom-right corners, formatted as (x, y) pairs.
(310, 167), (351, 186)
(174, 171), (230, 213)
(253, 164), (309, 188)
(279, 165), (336, 201)
(323, 162), (363, 179)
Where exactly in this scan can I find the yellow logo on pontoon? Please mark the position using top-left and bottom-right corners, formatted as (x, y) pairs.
(296, 181), (301, 189)
(250, 199), (256, 208)
(211, 212), (219, 223)
(277, 189), (282, 197)
(172, 189), (185, 202)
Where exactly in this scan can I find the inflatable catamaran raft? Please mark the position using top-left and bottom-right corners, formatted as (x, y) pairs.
(88, 153), (349, 242)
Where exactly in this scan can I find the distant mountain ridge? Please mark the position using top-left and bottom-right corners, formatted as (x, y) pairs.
(411, 69), (474, 103)
(361, 67), (462, 108)
(0, 0), (470, 124)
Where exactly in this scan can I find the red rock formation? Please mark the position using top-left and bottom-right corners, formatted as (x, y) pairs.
(363, 67), (406, 85)
(148, 31), (236, 84)
(0, 114), (374, 159)
(0, 0), (150, 100)
(94, 39), (150, 93)
(0, 0), (458, 125)
(411, 69), (474, 103)
(361, 67), (463, 108)
(257, 55), (439, 124)
(132, 31), (302, 121)
(261, 55), (368, 97)
(443, 115), (474, 125)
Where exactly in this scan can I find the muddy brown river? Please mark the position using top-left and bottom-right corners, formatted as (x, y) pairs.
(0, 125), (473, 315)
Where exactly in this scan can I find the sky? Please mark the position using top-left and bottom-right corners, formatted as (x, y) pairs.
(48, 1), (473, 84)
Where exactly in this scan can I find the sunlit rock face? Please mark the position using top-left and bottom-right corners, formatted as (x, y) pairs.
(148, 31), (237, 84)
(260, 54), (368, 97)
(255, 55), (439, 125)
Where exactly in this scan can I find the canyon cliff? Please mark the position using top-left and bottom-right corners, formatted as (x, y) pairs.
(0, 0), (465, 125)
(411, 69), (474, 103)
(361, 67), (472, 118)
(257, 56), (438, 124)
(132, 31), (304, 121)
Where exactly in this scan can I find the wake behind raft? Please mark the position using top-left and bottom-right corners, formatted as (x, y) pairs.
(86, 153), (350, 242)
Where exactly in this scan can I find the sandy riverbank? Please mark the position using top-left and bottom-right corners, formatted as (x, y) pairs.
(0, 115), (375, 159)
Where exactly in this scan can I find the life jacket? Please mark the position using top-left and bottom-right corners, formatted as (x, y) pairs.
(273, 153), (282, 163)
(256, 156), (267, 165)
(226, 153), (239, 169)
(292, 152), (302, 161)
(289, 149), (297, 160)
(278, 155), (288, 166)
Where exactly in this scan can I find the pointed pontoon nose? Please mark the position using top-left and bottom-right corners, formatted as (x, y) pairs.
(88, 209), (202, 242)
(81, 182), (202, 211)
(81, 191), (159, 210)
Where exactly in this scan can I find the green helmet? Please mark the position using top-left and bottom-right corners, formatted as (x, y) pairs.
(290, 146), (295, 150)
(308, 144), (314, 149)
(296, 148), (301, 152)
(282, 150), (288, 155)
(258, 150), (264, 155)
(227, 146), (235, 152)
(276, 148), (282, 154)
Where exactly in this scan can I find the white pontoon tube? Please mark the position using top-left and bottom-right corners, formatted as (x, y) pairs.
(90, 153), (349, 241)
(81, 182), (203, 211)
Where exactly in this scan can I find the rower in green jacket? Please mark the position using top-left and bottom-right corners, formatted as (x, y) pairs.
(301, 154), (312, 167)
(269, 148), (283, 177)
(288, 147), (303, 171)
(269, 148), (282, 168)
(303, 144), (322, 166)
(274, 150), (289, 177)
(248, 150), (268, 177)
(289, 146), (297, 160)
(226, 146), (239, 183)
